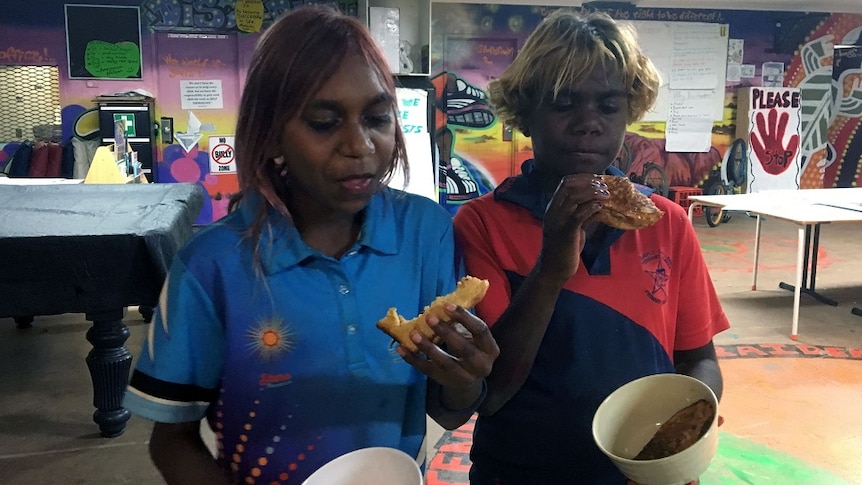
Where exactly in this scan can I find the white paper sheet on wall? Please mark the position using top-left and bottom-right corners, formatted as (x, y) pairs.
(669, 89), (716, 119)
(727, 38), (744, 64)
(671, 23), (722, 89)
(628, 21), (728, 123)
(635, 21), (673, 122)
(665, 117), (713, 152)
(664, 89), (716, 152)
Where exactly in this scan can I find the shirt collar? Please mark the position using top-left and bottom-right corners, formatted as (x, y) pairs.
(235, 189), (399, 275)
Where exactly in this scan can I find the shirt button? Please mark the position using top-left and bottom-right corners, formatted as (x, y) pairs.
(346, 324), (357, 334)
(338, 285), (350, 295)
(347, 250), (358, 257)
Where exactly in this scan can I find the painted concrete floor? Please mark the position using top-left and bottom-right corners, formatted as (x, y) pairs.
(1, 213), (861, 484)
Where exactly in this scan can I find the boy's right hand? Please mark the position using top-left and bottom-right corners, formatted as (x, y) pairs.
(537, 173), (609, 282)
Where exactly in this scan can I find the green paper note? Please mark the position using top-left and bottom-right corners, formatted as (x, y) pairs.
(84, 40), (140, 78)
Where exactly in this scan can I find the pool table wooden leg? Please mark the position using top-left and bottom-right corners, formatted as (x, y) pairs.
(14, 316), (33, 329)
(84, 309), (132, 438)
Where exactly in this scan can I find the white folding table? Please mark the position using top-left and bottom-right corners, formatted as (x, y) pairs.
(686, 188), (862, 340)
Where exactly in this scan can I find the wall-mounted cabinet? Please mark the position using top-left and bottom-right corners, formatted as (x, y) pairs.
(358, 0), (430, 75)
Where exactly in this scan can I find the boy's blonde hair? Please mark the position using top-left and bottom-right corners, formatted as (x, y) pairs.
(488, 9), (660, 132)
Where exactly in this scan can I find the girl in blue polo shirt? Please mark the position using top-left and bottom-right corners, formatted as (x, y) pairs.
(123, 7), (498, 485)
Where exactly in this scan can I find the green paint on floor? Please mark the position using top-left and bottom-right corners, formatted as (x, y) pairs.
(702, 432), (858, 485)
(700, 244), (737, 253)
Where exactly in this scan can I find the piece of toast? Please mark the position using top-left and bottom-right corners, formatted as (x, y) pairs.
(634, 399), (716, 460)
(376, 276), (489, 352)
(595, 175), (664, 230)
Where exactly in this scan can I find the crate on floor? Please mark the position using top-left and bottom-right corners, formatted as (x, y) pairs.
(668, 186), (703, 216)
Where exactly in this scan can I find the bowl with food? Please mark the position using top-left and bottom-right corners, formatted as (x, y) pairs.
(592, 373), (719, 485)
(301, 447), (423, 485)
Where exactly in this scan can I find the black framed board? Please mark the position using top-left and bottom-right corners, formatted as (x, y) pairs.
(65, 4), (143, 80)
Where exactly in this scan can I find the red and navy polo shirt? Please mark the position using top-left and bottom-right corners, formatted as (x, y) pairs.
(453, 162), (730, 483)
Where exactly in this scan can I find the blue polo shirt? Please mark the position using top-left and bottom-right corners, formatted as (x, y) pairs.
(124, 187), (456, 484)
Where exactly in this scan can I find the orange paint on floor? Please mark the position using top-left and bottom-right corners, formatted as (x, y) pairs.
(718, 357), (862, 482)
(427, 357), (862, 485)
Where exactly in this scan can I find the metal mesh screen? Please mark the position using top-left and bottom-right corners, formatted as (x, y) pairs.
(0, 66), (61, 143)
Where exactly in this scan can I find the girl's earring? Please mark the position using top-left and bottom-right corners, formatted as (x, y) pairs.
(274, 156), (289, 177)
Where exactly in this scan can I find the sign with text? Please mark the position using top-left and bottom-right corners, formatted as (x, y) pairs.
(235, 0), (264, 33)
(741, 87), (802, 192)
(209, 136), (236, 174)
(181, 80), (224, 109)
(391, 87), (436, 201)
(396, 88), (428, 134)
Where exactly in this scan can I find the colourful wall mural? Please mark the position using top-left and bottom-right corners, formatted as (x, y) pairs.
(1, 1), (861, 222)
(0, 0), (354, 224)
(430, 4), (862, 214)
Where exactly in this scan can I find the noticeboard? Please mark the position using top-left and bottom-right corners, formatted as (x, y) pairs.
(65, 5), (143, 80)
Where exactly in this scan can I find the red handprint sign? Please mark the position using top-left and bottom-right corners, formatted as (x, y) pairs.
(750, 110), (800, 175)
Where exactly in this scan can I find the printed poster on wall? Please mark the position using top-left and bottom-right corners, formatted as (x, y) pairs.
(388, 87), (436, 201)
(181, 80), (224, 109)
(209, 135), (236, 174)
(745, 87), (802, 192)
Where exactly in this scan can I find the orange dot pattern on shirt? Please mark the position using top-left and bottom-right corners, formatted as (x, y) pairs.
(214, 391), (326, 485)
(257, 436), (324, 484)
(215, 317), (329, 485)
(215, 396), (226, 461)
(217, 396), (262, 476)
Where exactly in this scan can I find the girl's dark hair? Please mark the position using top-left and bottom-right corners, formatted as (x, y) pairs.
(230, 6), (407, 260)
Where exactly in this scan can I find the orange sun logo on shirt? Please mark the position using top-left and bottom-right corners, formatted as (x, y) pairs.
(246, 318), (294, 361)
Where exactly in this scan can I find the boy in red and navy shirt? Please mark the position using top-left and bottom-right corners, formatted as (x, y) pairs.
(455, 161), (728, 482)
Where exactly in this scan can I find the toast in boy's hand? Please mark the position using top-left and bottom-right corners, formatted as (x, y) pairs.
(376, 276), (489, 352)
(595, 175), (664, 230)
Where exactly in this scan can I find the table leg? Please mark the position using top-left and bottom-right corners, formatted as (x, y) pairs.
(84, 309), (132, 438)
(809, 223), (820, 289)
(790, 226), (805, 340)
(778, 223), (838, 306)
(688, 203), (698, 221)
(14, 316), (34, 329)
(752, 214), (762, 291)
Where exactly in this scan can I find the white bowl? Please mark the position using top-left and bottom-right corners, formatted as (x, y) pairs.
(301, 447), (423, 485)
(592, 373), (719, 485)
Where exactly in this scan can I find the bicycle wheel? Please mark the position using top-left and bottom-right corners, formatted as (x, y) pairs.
(703, 182), (727, 227)
(612, 140), (633, 175)
(641, 162), (669, 197)
(720, 204), (732, 223)
(725, 138), (747, 187)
